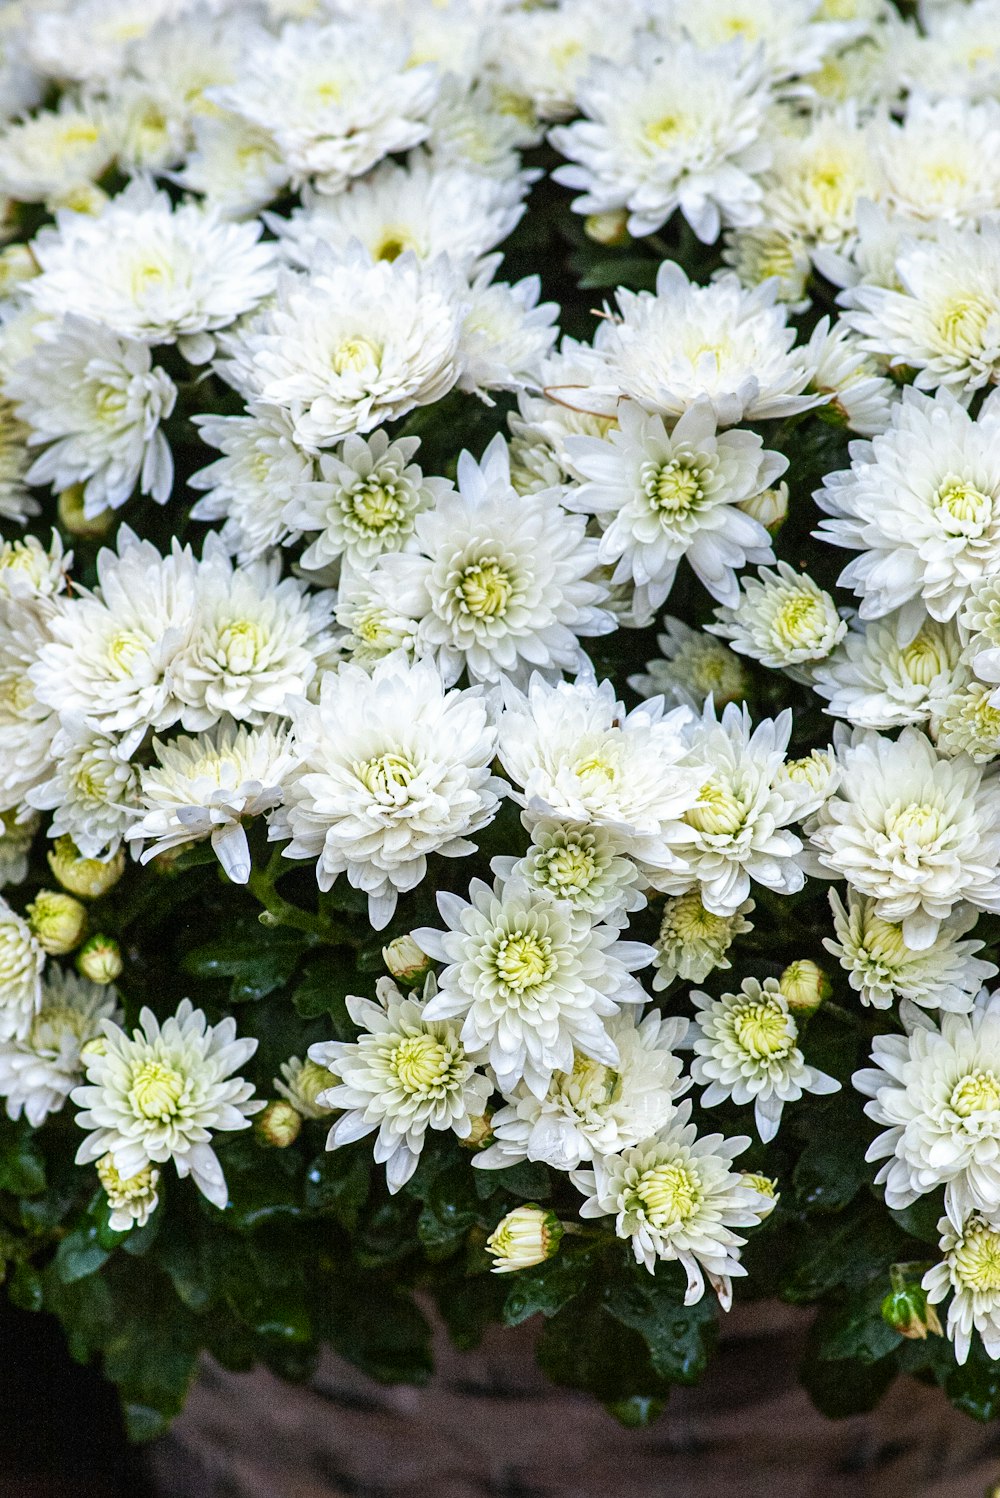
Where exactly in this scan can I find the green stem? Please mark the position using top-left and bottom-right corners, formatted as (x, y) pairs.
(247, 848), (344, 942)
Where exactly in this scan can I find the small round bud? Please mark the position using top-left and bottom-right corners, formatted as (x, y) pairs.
(80, 1036), (108, 1063)
(486, 1204), (563, 1273)
(382, 933), (433, 987)
(77, 934), (123, 985)
(275, 1056), (337, 1118)
(740, 1172), (780, 1219)
(0, 244), (37, 293)
(882, 1272), (943, 1341)
(254, 1099), (302, 1149)
(47, 837), (125, 899)
(97, 1154), (160, 1231)
(26, 890), (88, 955)
(738, 481), (789, 536)
(57, 485), (114, 540)
(459, 1112), (494, 1150)
(779, 960), (831, 1018)
(584, 210), (630, 247)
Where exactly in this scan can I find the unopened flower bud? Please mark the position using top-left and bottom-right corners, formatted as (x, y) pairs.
(779, 959), (831, 1018)
(26, 889), (88, 955)
(738, 481), (789, 536)
(459, 1111), (494, 1150)
(0, 244), (37, 293)
(882, 1269), (943, 1341)
(57, 485), (114, 540)
(584, 210), (630, 246)
(254, 1099), (302, 1149)
(486, 1204), (563, 1273)
(77, 934), (123, 985)
(97, 1154), (160, 1230)
(48, 837), (125, 899)
(80, 1036), (108, 1063)
(740, 1172), (780, 1219)
(382, 933), (433, 986)
(275, 1056), (337, 1118)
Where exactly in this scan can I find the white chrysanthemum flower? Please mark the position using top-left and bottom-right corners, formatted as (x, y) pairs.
(844, 220), (1000, 403)
(721, 225), (813, 314)
(274, 653), (502, 929)
(308, 974), (491, 1193)
(424, 76), (537, 180)
(22, 0), (180, 84)
(816, 389), (1000, 626)
(476, 1008), (688, 1173)
(333, 566), (421, 670)
(173, 546), (333, 732)
(229, 250), (465, 450)
(99, 78), (187, 177)
(924, 1211), (1000, 1366)
(0, 601), (55, 812)
(812, 610), (967, 729)
(286, 430), (451, 573)
(935, 681), (1000, 763)
(872, 94), (1000, 227)
(0, 531), (67, 605)
(209, 19), (439, 195)
(810, 726), (1000, 948)
(455, 263), (558, 399)
(957, 577), (1000, 719)
(709, 562), (846, 680)
(582, 264), (821, 427)
(564, 400), (780, 620)
(0, 397), (34, 524)
(6, 315), (176, 515)
(854, 992), (1000, 1222)
(29, 528), (197, 752)
(177, 113), (289, 219)
(825, 888), (994, 1012)
(0, 98), (116, 205)
(496, 673), (705, 878)
(189, 403), (313, 565)
(372, 434), (611, 687)
(755, 104), (873, 254)
(652, 891), (754, 989)
(97, 1154), (160, 1233)
(899, 0), (1000, 100)
(274, 1056), (337, 1121)
(689, 977), (840, 1142)
(0, 897), (44, 1043)
(0, 808), (37, 890)
(26, 717), (139, 860)
(492, 819), (645, 930)
(550, 41), (770, 243)
(275, 153), (527, 277)
(572, 1102), (766, 1303)
(72, 998), (262, 1210)
(629, 618), (749, 712)
(803, 316), (898, 438)
(0, 967), (119, 1127)
(493, 0), (646, 122)
(127, 720), (296, 886)
(415, 876), (653, 1098)
(507, 341), (617, 486)
(656, 0), (850, 82)
(775, 747), (841, 819)
(26, 180), (277, 361)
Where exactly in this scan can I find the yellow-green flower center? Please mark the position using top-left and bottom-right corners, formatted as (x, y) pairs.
(107, 629), (149, 675)
(935, 476), (993, 534)
(951, 1069), (1000, 1118)
(128, 1059), (185, 1122)
(456, 559), (514, 619)
(218, 618), (264, 673)
(631, 1161), (702, 1229)
(731, 997), (794, 1060)
(954, 1220), (1000, 1293)
(661, 891), (730, 944)
(644, 457), (705, 515)
(887, 800), (942, 843)
(493, 930), (555, 993)
(357, 752), (416, 800)
(901, 631), (952, 686)
(331, 335), (380, 375)
(771, 592), (827, 650)
(97, 1154), (159, 1200)
(686, 779), (746, 836)
(348, 478), (406, 533)
(389, 1033), (454, 1095)
(935, 296), (992, 354)
(537, 843), (599, 896)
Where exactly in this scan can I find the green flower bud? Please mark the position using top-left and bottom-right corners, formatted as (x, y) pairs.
(47, 837), (125, 899)
(584, 210), (630, 246)
(459, 1111), (494, 1150)
(740, 1172), (780, 1219)
(382, 933), (433, 986)
(77, 934), (123, 985)
(57, 485), (114, 540)
(738, 481), (789, 536)
(254, 1100), (302, 1149)
(881, 1270), (943, 1341)
(486, 1204), (563, 1273)
(779, 959), (831, 1018)
(26, 889), (88, 955)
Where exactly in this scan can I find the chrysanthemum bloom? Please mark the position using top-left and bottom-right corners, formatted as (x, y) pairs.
(274, 653), (502, 929)
(854, 992), (1000, 1222)
(0, 809), (37, 890)
(0, 898), (44, 1042)
(494, 0), (647, 122)
(454, 261), (558, 399)
(580, 263), (821, 427)
(127, 720), (296, 886)
(309, 975), (491, 1193)
(415, 876), (654, 1098)
(959, 575), (1000, 708)
(871, 94), (1000, 228)
(709, 562), (846, 680)
(274, 1057), (337, 1122)
(809, 726), (1000, 949)
(0, 532), (68, 605)
(0, 97), (116, 206)
(0, 967), (119, 1126)
(0, 601), (57, 812)
(688, 977), (839, 1142)
(333, 567), (421, 670)
(286, 430), (451, 573)
(802, 317), (898, 438)
(652, 891), (755, 989)
(97, 1154), (160, 1232)
(812, 610), (966, 731)
(629, 617), (748, 712)
(475, 1008), (688, 1173)
(816, 389), (1000, 628)
(562, 399), (780, 622)
(371, 434), (611, 687)
(551, 40), (770, 243)
(935, 681), (1000, 762)
(775, 747), (840, 818)
(825, 888), (994, 1013)
(189, 404), (314, 565)
(497, 674), (705, 878)
(6, 315), (176, 517)
(654, 0), (850, 83)
(752, 103), (873, 257)
(29, 528), (198, 752)
(27, 717), (140, 860)
(924, 1211), (1000, 1365)
(572, 1102), (769, 1304)
(26, 180), (277, 361)
(72, 999), (262, 1210)
(492, 819), (645, 930)
(486, 1205), (563, 1273)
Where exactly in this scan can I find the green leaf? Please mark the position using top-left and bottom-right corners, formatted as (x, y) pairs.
(473, 1160), (551, 1203)
(889, 1193), (944, 1246)
(314, 1276), (433, 1384)
(304, 1150), (370, 1231)
(53, 1224), (111, 1284)
(536, 1295), (670, 1403)
(7, 1260), (43, 1312)
(603, 1396), (666, 1428)
(812, 1282), (902, 1366)
(291, 954), (359, 1031)
(0, 1117), (46, 1197)
(792, 1091), (873, 1214)
(502, 1245), (593, 1327)
(183, 925), (309, 1002)
(415, 1162), (481, 1261)
(801, 1349), (896, 1418)
(604, 1267), (718, 1386)
(945, 1339), (1000, 1421)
